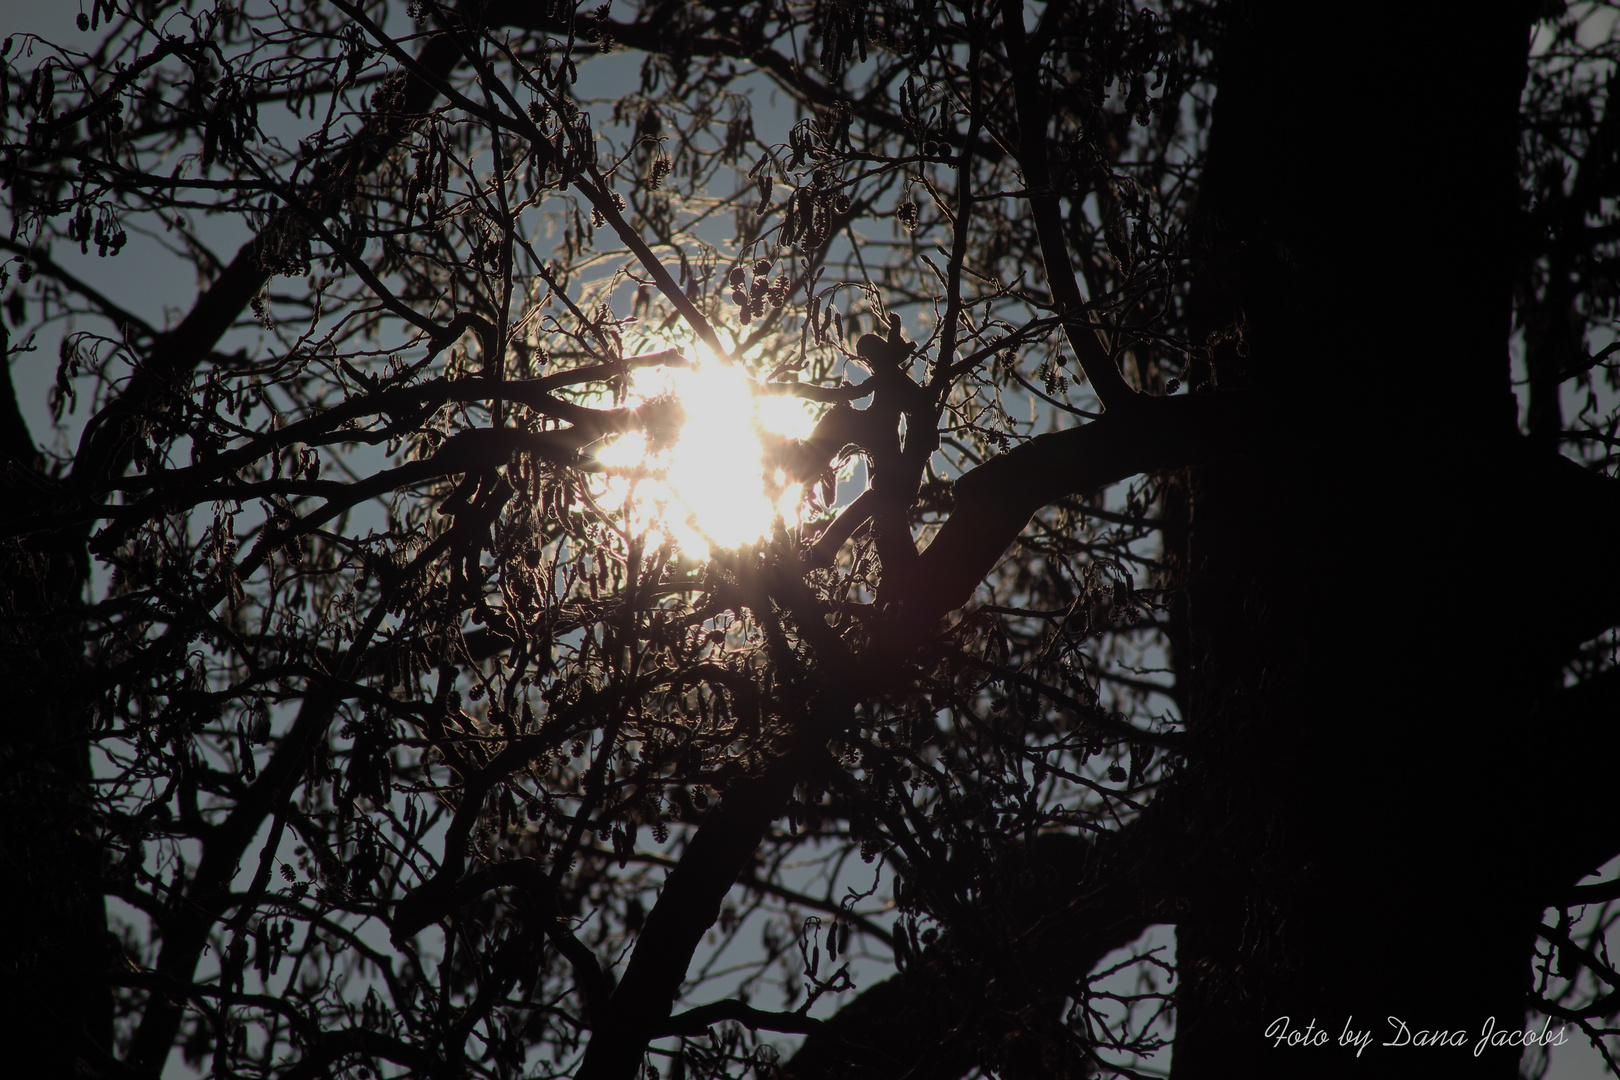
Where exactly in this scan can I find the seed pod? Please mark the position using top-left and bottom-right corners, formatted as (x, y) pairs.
(783, 190), (802, 242)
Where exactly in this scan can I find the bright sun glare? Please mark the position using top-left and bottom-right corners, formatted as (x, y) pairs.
(586, 347), (822, 560)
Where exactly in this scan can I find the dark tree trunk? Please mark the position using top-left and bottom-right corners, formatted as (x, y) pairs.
(1170, 3), (1583, 1076)
(0, 390), (111, 1074)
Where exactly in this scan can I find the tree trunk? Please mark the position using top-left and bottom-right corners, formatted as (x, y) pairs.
(0, 381), (111, 1074)
(1168, 4), (1574, 1076)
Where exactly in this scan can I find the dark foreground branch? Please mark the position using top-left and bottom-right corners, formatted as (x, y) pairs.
(575, 694), (855, 1080)
(782, 805), (1186, 1080)
(904, 391), (1267, 621)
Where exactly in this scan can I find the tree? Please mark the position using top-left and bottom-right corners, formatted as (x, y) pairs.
(3, 1), (1618, 1078)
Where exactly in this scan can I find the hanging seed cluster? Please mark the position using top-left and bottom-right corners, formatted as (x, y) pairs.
(726, 258), (791, 325)
(66, 204), (127, 257)
(779, 165), (853, 253)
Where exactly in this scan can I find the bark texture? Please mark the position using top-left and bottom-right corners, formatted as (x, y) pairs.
(1170, 3), (1568, 1077)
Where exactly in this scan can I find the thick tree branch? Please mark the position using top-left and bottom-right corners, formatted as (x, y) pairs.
(393, 856), (614, 1024)
(123, 695), (339, 1074)
(279, 1026), (437, 1080)
(660, 1000), (829, 1038)
(998, 0), (1134, 411)
(903, 391), (1267, 621)
(784, 812), (1184, 1080)
(576, 695), (853, 1080)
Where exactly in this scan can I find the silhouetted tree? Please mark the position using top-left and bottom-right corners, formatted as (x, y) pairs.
(2, 2), (1618, 1079)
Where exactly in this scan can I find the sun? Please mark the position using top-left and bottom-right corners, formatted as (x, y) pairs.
(584, 347), (822, 560)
